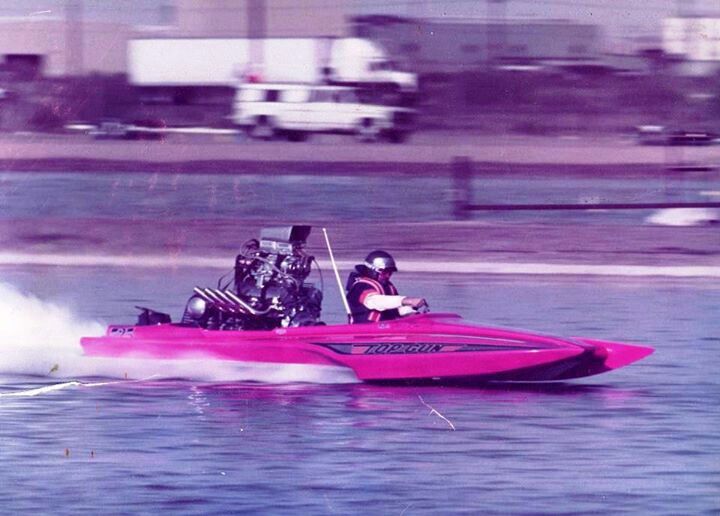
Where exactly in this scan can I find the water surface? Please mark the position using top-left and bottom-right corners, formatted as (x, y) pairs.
(1, 171), (715, 224)
(0, 267), (717, 515)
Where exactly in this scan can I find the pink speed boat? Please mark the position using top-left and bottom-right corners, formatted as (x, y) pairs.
(81, 226), (653, 383)
(81, 312), (653, 383)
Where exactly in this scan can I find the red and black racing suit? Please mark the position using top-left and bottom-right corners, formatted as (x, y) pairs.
(346, 269), (401, 324)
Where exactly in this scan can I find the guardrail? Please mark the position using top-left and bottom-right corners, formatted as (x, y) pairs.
(451, 156), (720, 220)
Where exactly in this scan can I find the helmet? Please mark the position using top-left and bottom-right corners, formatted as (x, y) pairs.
(364, 250), (397, 275)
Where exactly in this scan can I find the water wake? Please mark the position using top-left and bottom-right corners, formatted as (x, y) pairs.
(0, 282), (357, 384)
(0, 379), (123, 398)
(646, 207), (720, 227)
(0, 381), (83, 397)
(0, 282), (105, 377)
(82, 358), (358, 384)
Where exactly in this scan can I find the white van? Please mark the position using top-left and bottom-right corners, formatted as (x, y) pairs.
(232, 84), (415, 143)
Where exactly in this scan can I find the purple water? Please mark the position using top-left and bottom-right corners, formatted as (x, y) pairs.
(1, 165), (717, 513)
(0, 171), (715, 224)
(0, 267), (718, 514)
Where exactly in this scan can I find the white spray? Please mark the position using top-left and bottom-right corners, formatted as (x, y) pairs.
(0, 282), (358, 384)
(0, 283), (104, 376)
(0, 282), (105, 377)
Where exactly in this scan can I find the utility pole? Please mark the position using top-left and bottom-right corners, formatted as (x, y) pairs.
(247, 0), (267, 38)
(65, 0), (83, 76)
(247, 0), (267, 80)
(487, 0), (507, 67)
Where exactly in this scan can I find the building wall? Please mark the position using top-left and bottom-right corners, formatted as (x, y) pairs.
(266, 0), (347, 37)
(175, 0), (348, 37)
(0, 20), (130, 77)
(83, 23), (133, 75)
(0, 20), (63, 76)
(0, 1), (350, 78)
(664, 17), (720, 61)
(175, 0), (247, 35)
(354, 18), (602, 73)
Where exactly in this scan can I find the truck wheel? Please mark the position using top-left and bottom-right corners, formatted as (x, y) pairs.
(356, 118), (379, 143)
(248, 117), (275, 140)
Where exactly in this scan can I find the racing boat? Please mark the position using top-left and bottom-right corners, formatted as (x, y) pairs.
(80, 226), (653, 383)
(81, 312), (653, 383)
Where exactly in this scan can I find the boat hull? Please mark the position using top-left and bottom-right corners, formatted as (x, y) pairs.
(80, 313), (653, 383)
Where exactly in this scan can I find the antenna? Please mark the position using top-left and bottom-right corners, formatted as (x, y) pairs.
(322, 228), (351, 321)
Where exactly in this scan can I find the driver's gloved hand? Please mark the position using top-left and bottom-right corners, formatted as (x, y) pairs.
(402, 297), (428, 310)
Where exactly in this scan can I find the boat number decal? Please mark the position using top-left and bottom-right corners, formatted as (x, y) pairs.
(110, 327), (134, 337)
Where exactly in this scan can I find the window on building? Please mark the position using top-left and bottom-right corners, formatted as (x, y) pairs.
(4, 54), (42, 81)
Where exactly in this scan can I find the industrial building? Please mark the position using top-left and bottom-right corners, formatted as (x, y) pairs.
(0, 18), (131, 78)
(0, 0), (349, 79)
(353, 16), (604, 74)
(174, 0), (348, 38)
(663, 17), (720, 75)
(1, 2), (716, 135)
(2, 3), (719, 80)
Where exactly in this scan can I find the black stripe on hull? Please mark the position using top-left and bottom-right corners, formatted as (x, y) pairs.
(364, 351), (606, 384)
(318, 342), (542, 355)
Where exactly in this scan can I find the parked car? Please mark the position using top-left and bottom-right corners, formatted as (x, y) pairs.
(232, 83), (415, 143)
(667, 130), (717, 146)
(89, 119), (129, 139)
(89, 118), (166, 140)
(636, 125), (718, 146)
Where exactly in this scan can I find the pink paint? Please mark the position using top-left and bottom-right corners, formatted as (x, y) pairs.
(81, 313), (653, 383)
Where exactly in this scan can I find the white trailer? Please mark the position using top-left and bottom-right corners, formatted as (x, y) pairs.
(128, 37), (416, 92)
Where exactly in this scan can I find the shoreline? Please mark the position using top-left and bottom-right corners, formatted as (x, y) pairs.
(0, 159), (671, 176)
(1, 133), (719, 174)
(1, 218), (718, 275)
(1, 135), (717, 276)
(1, 252), (719, 278)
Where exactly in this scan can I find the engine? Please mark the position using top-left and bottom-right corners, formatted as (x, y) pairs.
(181, 226), (323, 330)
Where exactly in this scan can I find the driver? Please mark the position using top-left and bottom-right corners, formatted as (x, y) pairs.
(345, 250), (427, 324)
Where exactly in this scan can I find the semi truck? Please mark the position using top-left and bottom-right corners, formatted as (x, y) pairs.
(128, 37), (416, 93)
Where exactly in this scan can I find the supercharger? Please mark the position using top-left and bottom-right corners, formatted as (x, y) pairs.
(180, 226), (323, 330)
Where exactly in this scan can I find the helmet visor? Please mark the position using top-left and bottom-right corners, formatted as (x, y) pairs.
(365, 261), (397, 273)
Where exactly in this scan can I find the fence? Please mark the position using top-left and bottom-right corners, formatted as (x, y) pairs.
(451, 156), (720, 220)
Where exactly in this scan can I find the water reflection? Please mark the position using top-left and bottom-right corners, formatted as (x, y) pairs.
(186, 380), (654, 422)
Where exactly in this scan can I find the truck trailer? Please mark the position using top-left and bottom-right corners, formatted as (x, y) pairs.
(128, 37), (416, 93)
